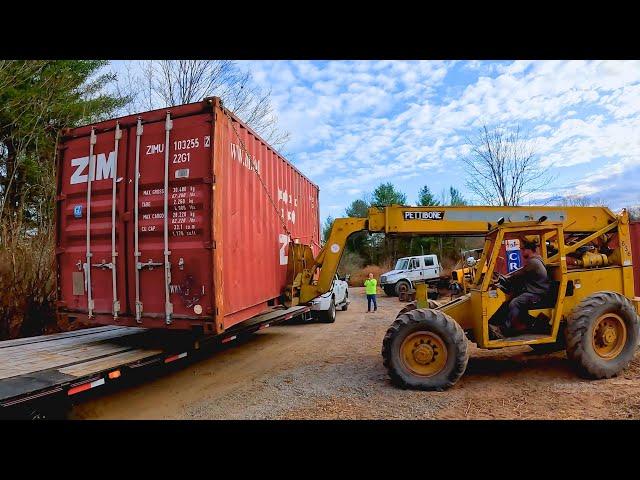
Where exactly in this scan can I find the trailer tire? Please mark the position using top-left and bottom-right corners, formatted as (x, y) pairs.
(319, 297), (337, 323)
(566, 291), (639, 379)
(382, 308), (468, 391)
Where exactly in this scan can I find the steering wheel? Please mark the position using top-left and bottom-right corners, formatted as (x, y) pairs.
(491, 272), (509, 292)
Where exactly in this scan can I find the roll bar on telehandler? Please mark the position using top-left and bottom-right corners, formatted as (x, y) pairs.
(285, 205), (627, 306)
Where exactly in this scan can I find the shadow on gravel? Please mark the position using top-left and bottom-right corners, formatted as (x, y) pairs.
(464, 352), (572, 378)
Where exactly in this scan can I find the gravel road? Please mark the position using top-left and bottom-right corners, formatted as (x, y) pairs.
(71, 287), (640, 420)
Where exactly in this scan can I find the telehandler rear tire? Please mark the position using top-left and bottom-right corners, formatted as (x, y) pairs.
(382, 309), (468, 390)
(396, 300), (440, 318)
(566, 291), (639, 379)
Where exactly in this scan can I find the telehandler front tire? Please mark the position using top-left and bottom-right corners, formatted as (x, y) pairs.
(382, 309), (468, 391)
(396, 300), (440, 318)
(566, 291), (639, 379)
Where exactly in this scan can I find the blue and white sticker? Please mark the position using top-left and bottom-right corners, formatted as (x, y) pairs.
(73, 205), (83, 218)
(507, 250), (522, 272)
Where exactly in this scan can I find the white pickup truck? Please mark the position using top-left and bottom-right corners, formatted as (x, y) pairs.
(309, 273), (350, 323)
(380, 254), (442, 296)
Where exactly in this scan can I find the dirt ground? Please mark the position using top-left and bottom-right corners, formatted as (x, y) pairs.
(71, 287), (640, 420)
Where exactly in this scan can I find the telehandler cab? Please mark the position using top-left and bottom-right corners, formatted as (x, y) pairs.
(285, 205), (640, 390)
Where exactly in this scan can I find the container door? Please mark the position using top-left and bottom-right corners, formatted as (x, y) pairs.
(57, 126), (128, 317)
(127, 113), (213, 325)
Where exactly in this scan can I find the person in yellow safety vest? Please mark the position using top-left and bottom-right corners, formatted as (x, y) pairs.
(364, 272), (378, 313)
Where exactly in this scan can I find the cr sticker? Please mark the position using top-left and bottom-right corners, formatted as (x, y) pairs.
(330, 243), (340, 254)
(194, 304), (203, 315)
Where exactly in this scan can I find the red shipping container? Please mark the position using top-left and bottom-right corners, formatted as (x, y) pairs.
(55, 98), (320, 333)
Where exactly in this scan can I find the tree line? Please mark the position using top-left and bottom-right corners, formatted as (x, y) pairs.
(322, 182), (475, 270)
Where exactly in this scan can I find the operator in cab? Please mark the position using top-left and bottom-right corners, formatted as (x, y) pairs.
(490, 240), (550, 339)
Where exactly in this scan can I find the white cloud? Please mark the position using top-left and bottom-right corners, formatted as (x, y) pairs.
(231, 60), (640, 216)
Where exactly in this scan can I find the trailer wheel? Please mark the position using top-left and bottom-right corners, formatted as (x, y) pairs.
(383, 285), (396, 297)
(566, 291), (639, 379)
(382, 308), (468, 390)
(396, 300), (439, 319)
(319, 297), (337, 323)
(395, 280), (411, 297)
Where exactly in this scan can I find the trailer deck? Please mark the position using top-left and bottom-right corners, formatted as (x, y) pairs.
(0, 305), (310, 417)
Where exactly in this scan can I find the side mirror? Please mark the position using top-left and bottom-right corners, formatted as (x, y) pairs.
(345, 274), (351, 281)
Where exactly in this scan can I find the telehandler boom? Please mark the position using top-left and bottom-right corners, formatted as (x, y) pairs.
(285, 205), (640, 390)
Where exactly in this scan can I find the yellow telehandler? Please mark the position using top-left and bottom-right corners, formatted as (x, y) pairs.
(285, 205), (640, 390)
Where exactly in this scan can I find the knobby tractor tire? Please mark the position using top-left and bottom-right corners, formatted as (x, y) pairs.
(396, 300), (440, 318)
(566, 291), (639, 379)
(382, 308), (469, 391)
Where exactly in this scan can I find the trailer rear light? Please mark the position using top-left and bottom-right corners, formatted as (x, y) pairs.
(164, 352), (188, 363)
(108, 370), (121, 379)
(221, 335), (237, 344)
(67, 378), (105, 396)
(258, 323), (270, 330)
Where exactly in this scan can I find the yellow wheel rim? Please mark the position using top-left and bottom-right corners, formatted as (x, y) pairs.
(400, 331), (448, 377)
(592, 313), (627, 360)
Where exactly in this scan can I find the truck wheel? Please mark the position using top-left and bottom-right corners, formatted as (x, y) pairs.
(341, 292), (349, 311)
(382, 308), (469, 390)
(395, 280), (411, 297)
(383, 285), (396, 297)
(566, 291), (639, 379)
(396, 300), (439, 318)
(319, 297), (337, 323)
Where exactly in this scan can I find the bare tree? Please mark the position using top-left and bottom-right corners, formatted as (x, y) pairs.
(462, 125), (547, 206)
(116, 60), (290, 148)
(558, 195), (609, 207)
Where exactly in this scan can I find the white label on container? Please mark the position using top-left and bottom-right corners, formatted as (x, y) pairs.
(175, 168), (190, 179)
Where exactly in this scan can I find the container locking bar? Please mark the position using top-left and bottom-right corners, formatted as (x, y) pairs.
(111, 123), (122, 318)
(134, 118), (143, 323)
(85, 128), (97, 318)
(163, 112), (174, 325)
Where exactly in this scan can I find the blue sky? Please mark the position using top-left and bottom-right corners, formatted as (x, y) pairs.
(112, 61), (640, 223)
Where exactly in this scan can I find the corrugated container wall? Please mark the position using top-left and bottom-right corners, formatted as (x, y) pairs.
(55, 98), (320, 333)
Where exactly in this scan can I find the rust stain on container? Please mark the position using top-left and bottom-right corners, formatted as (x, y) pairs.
(55, 98), (320, 331)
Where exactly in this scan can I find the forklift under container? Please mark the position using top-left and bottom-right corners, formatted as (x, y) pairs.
(55, 97), (320, 334)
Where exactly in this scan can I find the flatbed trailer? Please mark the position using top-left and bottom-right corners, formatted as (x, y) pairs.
(0, 305), (310, 419)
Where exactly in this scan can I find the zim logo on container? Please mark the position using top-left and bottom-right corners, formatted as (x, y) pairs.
(403, 211), (445, 220)
(70, 151), (116, 185)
